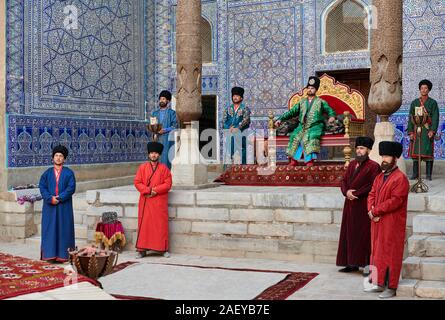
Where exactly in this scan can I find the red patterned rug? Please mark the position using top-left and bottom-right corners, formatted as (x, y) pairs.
(0, 252), (99, 300)
(110, 261), (138, 275)
(215, 163), (346, 187)
(108, 262), (318, 300)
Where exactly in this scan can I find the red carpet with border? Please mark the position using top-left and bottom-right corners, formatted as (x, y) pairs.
(0, 252), (99, 300)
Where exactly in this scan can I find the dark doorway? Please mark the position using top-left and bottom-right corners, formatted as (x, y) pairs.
(199, 95), (217, 161)
(316, 68), (376, 139)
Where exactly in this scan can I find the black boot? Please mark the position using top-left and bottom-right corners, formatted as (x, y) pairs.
(410, 160), (419, 180)
(338, 266), (359, 273)
(426, 161), (433, 181)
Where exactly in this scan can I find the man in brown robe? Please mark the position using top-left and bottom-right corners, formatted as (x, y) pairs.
(336, 137), (381, 275)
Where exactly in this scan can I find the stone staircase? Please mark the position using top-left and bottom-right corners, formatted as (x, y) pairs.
(399, 214), (445, 299)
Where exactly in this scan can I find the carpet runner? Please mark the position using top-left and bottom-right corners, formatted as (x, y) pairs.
(215, 163), (346, 187)
(0, 252), (99, 300)
(105, 262), (318, 300)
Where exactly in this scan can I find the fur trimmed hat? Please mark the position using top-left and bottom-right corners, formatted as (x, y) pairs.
(379, 141), (403, 158)
(231, 86), (245, 98)
(355, 136), (374, 150)
(306, 76), (320, 90)
(418, 79), (432, 91)
(159, 90), (172, 101)
(147, 142), (164, 155)
(52, 145), (68, 159)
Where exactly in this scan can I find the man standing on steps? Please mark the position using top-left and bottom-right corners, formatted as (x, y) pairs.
(39, 145), (76, 263)
(151, 90), (178, 169)
(336, 137), (381, 275)
(222, 86), (252, 167)
(408, 79), (439, 181)
(134, 142), (172, 259)
(365, 141), (409, 299)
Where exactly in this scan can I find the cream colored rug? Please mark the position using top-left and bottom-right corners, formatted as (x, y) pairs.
(100, 262), (289, 300)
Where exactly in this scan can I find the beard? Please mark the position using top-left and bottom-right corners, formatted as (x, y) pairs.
(355, 154), (368, 163)
(159, 101), (167, 108)
(380, 160), (395, 172)
(149, 157), (159, 162)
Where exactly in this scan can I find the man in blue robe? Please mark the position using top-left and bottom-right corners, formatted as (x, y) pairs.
(39, 145), (76, 263)
(151, 90), (178, 169)
(222, 87), (251, 167)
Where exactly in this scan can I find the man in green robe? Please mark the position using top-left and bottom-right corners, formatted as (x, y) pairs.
(408, 79), (440, 181)
(275, 76), (336, 166)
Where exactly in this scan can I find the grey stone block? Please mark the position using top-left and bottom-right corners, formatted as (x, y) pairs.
(177, 207), (229, 221)
(230, 209), (273, 222)
(402, 256), (421, 279)
(196, 192), (251, 206)
(293, 224), (340, 241)
(248, 223), (293, 237)
(421, 257), (445, 281)
(275, 209), (332, 224)
(305, 193), (344, 209)
(252, 193), (304, 208)
(191, 221), (247, 235)
(413, 215), (445, 234)
(415, 280), (445, 299)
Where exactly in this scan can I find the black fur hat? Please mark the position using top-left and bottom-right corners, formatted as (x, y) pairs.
(147, 142), (164, 155)
(379, 141), (403, 158)
(355, 136), (374, 150)
(52, 145), (68, 159)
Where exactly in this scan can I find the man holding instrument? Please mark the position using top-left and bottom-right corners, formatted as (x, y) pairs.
(408, 79), (439, 181)
(134, 142), (173, 258)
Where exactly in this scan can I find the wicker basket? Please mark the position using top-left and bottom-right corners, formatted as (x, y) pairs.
(68, 247), (118, 280)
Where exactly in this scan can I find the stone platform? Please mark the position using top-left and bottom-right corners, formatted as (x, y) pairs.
(64, 181), (444, 264)
(4, 179), (445, 299)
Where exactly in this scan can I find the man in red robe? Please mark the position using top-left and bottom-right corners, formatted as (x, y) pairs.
(134, 142), (172, 258)
(336, 137), (381, 275)
(365, 141), (409, 299)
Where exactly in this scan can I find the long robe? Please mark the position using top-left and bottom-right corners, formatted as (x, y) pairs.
(367, 168), (409, 289)
(39, 166), (76, 262)
(151, 107), (178, 169)
(279, 97), (336, 157)
(337, 158), (381, 268)
(407, 97), (439, 160)
(134, 162), (172, 251)
(222, 103), (251, 165)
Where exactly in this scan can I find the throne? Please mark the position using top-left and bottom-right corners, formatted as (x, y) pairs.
(264, 74), (366, 167)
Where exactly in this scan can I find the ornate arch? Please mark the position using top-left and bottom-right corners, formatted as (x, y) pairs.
(321, 0), (371, 54)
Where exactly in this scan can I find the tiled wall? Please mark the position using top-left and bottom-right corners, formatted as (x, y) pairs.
(6, 0), (445, 167)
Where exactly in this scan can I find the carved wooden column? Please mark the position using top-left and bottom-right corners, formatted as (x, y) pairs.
(368, 1), (406, 172)
(175, 0), (202, 125)
(172, 0), (209, 187)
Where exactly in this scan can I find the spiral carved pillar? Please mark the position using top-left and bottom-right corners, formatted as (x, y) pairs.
(368, 1), (405, 173)
(172, 0), (209, 187)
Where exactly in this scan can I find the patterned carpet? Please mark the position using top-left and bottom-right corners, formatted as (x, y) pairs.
(0, 252), (98, 300)
(215, 164), (346, 187)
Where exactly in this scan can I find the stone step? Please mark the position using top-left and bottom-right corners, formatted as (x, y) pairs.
(24, 236), (89, 248)
(73, 193), (88, 211)
(408, 235), (445, 257)
(403, 257), (445, 281)
(413, 215), (445, 234)
(397, 279), (445, 299)
(36, 224), (88, 240)
(75, 176), (135, 194)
